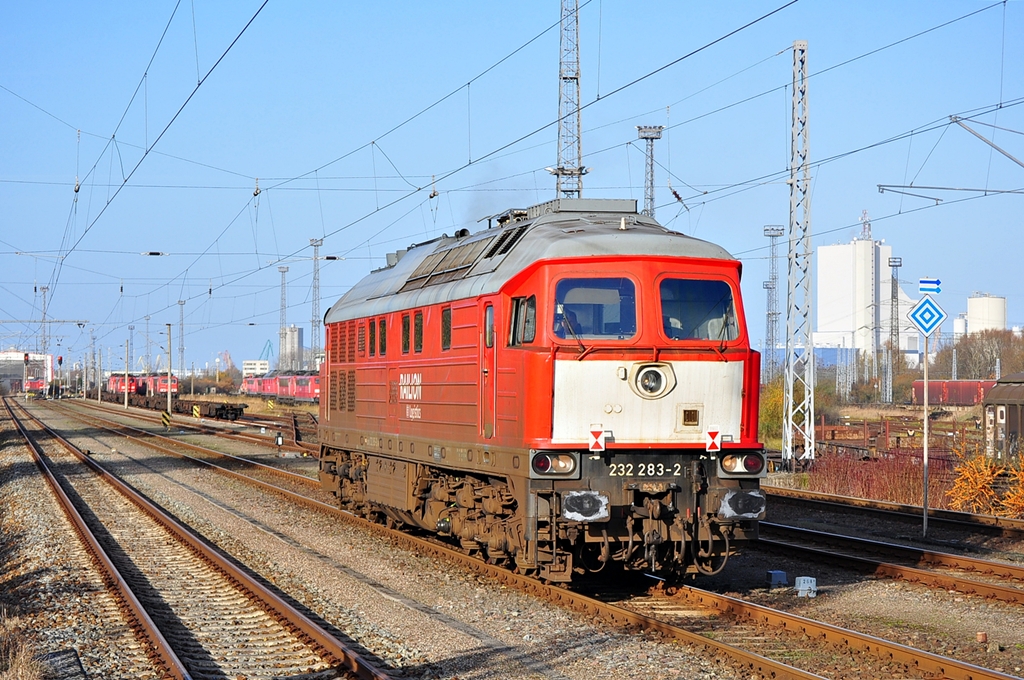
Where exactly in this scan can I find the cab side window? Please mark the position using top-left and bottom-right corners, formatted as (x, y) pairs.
(509, 296), (536, 346)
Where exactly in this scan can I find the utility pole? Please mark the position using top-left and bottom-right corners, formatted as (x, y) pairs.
(145, 315), (151, 372)
(278, 266), (289, 371)
(763, 226), (784, 383)
(551, 0), (585, 198)
(783, 40), (814, 468)
(89, 331), (96, 395)
(178, 301), (185, 376)
(637, 126), (664, 217)
(166, 323), (172, 416)
(310, 238), (323, 370)
(124, 340), (129, 410)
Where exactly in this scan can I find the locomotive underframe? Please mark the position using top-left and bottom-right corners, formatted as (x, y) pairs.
(318, 440), (763, 582)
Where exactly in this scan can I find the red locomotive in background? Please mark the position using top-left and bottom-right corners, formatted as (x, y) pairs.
(106, 373), (178, 395)
(240, 371), (320, 404)
(317, 198), (765, 581)
(23, 377), (46, 393)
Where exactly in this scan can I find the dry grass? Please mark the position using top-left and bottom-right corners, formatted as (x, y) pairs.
(0, 613), (44, 680)
(805, 451), (955, 508)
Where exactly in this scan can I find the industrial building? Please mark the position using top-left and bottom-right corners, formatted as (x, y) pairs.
(966, 293), (1007, 335)
(242, 359), (270, 377)
(815, 215), (917, 357)
(280, 325), (304, 371)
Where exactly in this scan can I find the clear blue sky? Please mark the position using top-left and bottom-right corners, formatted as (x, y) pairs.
(2, 0), (1021, 372)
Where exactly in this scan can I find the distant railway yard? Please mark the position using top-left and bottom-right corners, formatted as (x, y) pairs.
(0, 396), (1021, 679)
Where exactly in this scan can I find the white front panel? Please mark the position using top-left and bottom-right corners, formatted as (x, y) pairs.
(552, 359), (744, 444)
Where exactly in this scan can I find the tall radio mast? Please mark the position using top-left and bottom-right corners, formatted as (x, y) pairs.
(552, 0), (585, 198)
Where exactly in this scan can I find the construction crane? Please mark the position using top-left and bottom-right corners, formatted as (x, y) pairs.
(258, 339), (274, 362)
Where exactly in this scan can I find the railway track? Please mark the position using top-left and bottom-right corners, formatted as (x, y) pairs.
(241, 409), (320, 450)
(22, 401), (1019, 679)
(67, 397), (317, 455)
(759, 522), (1024, 605)
(764, 485), (1024, 539)
(4, 397), (386, 680)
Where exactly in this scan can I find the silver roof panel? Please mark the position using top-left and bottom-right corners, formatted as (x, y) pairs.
(325, 201), (734, 324)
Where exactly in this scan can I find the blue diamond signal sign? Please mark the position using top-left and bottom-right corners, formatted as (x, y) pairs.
(908, 295), (947, 337)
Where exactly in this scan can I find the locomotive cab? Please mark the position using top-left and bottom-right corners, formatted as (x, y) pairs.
(513, 257), (764, 577)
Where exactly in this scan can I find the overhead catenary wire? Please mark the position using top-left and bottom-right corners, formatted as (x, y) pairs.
(22, 0), (1015, 358)
(48, 0), (270, 300)
(91, 0), (801, 353)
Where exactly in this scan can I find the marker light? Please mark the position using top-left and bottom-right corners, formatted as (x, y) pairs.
(720, 453), (765, 474)
(531, 453), (577, 476)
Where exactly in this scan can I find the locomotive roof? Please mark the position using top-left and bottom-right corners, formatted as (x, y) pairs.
(325, 198), (736, 323)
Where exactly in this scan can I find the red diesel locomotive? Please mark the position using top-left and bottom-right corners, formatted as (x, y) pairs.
(240, 371), (320, 404)
(317, 198), (765, 581)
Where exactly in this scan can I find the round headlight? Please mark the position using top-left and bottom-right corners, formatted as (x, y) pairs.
(721, 454), (742, 472)
(638, 367), (664, 395)
(532, 454), (552, 474)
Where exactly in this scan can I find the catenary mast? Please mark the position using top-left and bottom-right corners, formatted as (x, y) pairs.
(763, 226), (784, 383)
(783, 40), (814, 467)
(311, 238), (323, 369)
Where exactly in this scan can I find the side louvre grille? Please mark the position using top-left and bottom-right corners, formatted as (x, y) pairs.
(347, 322), (356, 363)
(336, 324), (347, 364)
(346, 370), (356, 411)
(329, 370), (340, 411)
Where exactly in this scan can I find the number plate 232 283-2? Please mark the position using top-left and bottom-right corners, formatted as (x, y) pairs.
(607, 462), (684, 477)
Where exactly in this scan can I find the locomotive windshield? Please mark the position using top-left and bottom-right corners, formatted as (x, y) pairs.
(554, 278), (636, 339)
(660, 278), (739, 341)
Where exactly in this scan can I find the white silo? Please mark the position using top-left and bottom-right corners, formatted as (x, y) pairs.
(967, 293), (1006, 334)
(953, 314), (967, 343)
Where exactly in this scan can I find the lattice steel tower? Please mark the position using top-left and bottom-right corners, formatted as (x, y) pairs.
(886, 256), (902, 403)
(39, 286), (49, 355)
(278, 266), (289, 371)
(310, 238), (323, 368)
(783, 40), (814, 465)
(553, 0), (585, 198)
(128, 325), (135, 371)
(637, 126), (664, 217)
(763, 226), (784, 383)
